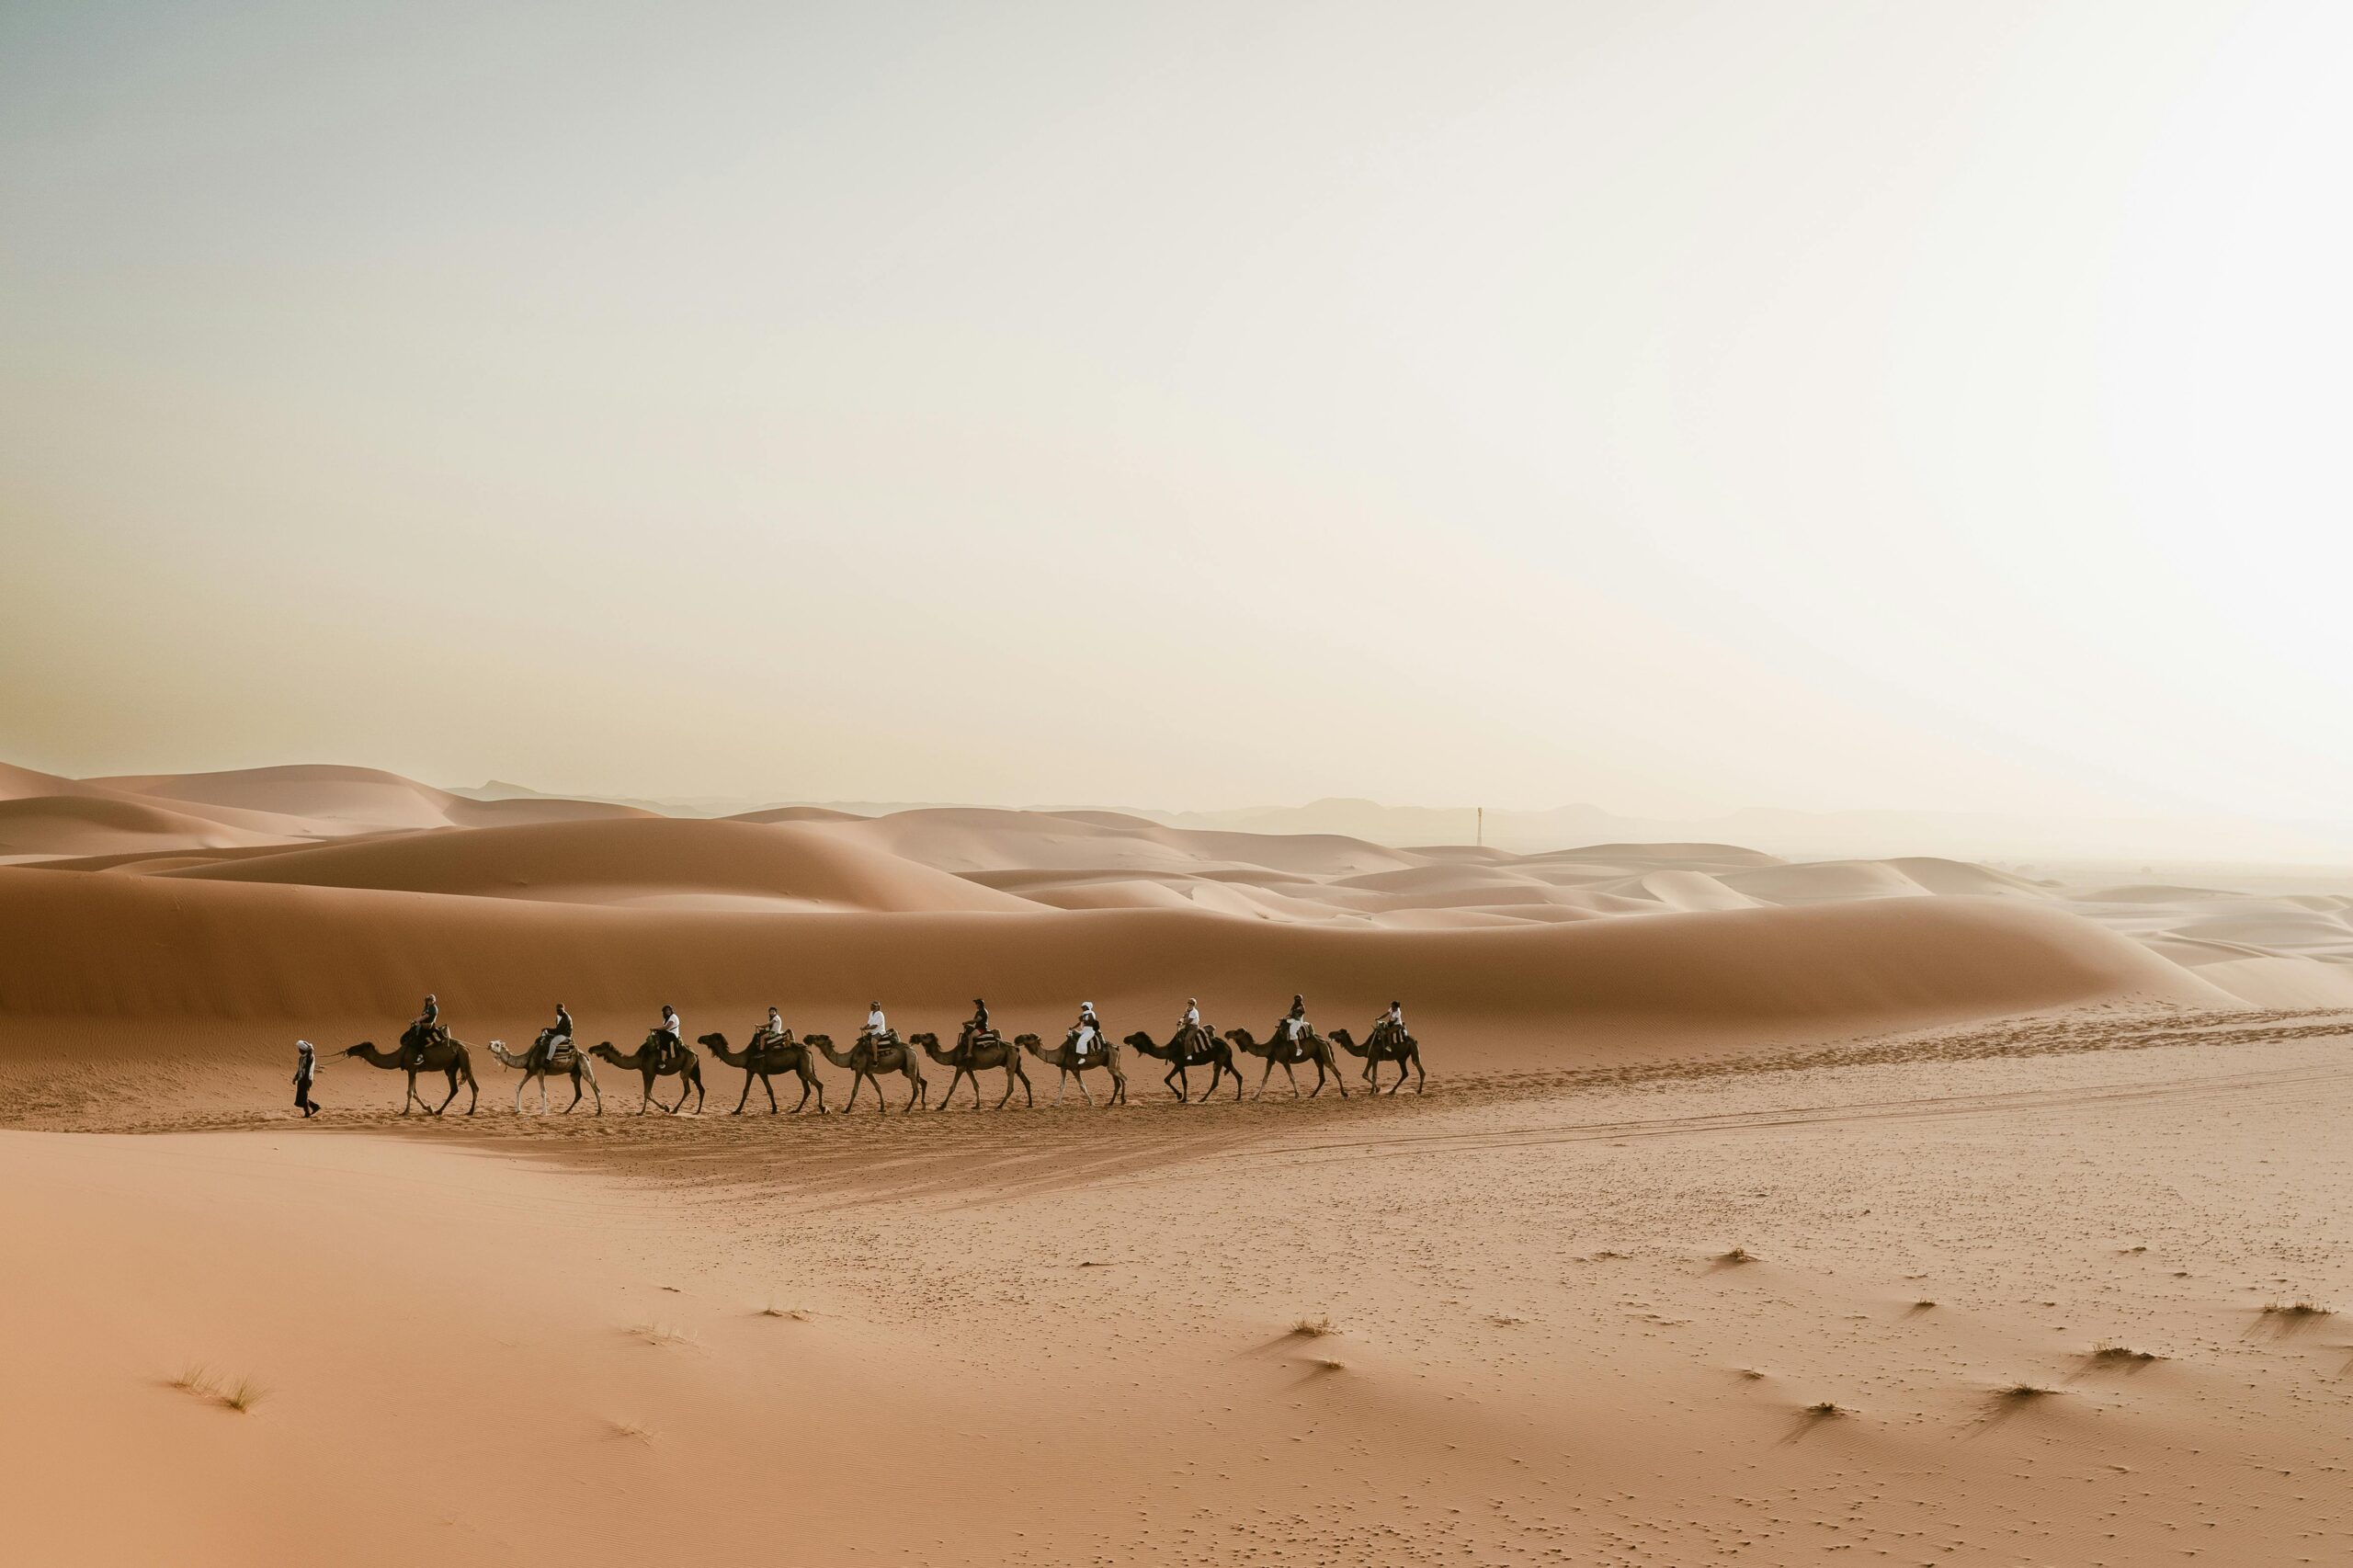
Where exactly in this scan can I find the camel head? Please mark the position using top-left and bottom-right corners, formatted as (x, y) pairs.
(1326, 1028), (1359, 1055)
(697, 1032), (728, 1049)
(343, 1041), (376, 1058)
(1013, 1032), (1043, 1058)
(1123, 1030), (1154, 1051)
(1222, 1028), (1255, 1049)
(803, 1033), (832, 1050)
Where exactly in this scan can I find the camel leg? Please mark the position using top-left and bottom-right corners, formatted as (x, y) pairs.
(514, 1076), (528, 1115)
(763, 1074), (780, 1113)
(1110, 1071), (1126, 1107)
(1052, 1072), (1068, 1108)
(904, 1074), (923, 1113)
(1254, 1059), (1276, 1100)
(1165, 1063), (1184, 1102)
(1076, 1072), (1095, 1108)
(1285, 1062), (1302, 1099)
(733, 1074), (752, 1114)
(845, 1074), (864, 1112)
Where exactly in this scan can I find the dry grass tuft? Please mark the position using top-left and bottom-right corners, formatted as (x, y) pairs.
(1803, 1401), (1846, 1417)
(1999, 1383), (2060, 1401)
(1290, 1315), (1336, 1337)
(608, 1418), (657, 1444)
(2262, 1301), (2332, 1318)
(1486, 1312), (1526, 1326)
(1311, 1358), (1346, 1371)
(2091, 1343), (2160, 1365)
(629, 1323), (699, 1347)
(756, 1304), (812, 1321)
(1717, 1247), (1756, 1265)
(169, 1365), (264, 1413)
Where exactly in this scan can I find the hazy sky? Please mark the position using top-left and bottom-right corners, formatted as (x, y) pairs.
(6, 1), (2349, 819)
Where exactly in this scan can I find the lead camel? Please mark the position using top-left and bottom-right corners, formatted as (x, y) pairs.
(341, 1022), (480, 1116)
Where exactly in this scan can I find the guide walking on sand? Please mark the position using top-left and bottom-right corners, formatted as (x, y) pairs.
(292, 1039), (319, 1118)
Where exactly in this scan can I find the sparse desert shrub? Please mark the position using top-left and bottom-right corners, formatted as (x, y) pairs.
(2091, 1343), (2158, 1364)
(2262, 1301), (2332, 1319)
(1804, 1401), (1845, 1417)
(630, 1323), (699, 1347)
(221, 1377), (266, 1413)
(1718, 1247), (1756, 1265)
(1290, 1315), (1335, 1337)
(1999, 1384), (2058, 1401)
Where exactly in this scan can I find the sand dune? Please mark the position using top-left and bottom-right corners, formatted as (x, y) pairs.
(8, 759), (2352, 1017)
(0, 866), (2225, 1092)
(0, 795), (285, 861)
(96, 763), (651, 834)
(158, 818), (1032, 914)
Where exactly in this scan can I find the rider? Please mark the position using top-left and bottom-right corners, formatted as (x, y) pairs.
(545, 1001), (574, 1059)
(861, 1001), (890, 1062)
(967, 996), (993, 1046)
(408, 993), (440, 1067)
(763, 1005), (786, 1046)
(1378, 999), (1404, 1047)
(656, 1004), (683, 1070)
(1281, 994), (1310, 1049)
(1072, 1001), (1103, 1060)
(1179, 996), (1202, 1049)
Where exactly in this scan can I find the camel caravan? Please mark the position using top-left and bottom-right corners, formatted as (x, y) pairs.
(318, 992), (1427, 1118)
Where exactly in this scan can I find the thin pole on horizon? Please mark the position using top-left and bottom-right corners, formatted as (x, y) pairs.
(1477, 806), (1483, 848)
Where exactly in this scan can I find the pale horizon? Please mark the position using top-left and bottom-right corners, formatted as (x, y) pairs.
(8, 1), (2352, 829)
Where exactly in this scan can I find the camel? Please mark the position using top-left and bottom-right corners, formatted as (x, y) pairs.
(484, 1035), (602, 1115)
(1122, 1028), (1242, 1103)
(1014, 1030), (1128, 1108)
(912, 1024), (1033, 1110)
(1222, 1024), (1349, 1100)
(587, 1031), (706, 1115)
(341, 1023), (479, 1116)
(1327, 1026), (1427, 1095)
(699, 1029), (826, 1115)
(807, 1032), (928, 1113)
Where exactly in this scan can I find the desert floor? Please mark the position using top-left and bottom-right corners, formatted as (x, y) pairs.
(10, 1007), (2353, 1567)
